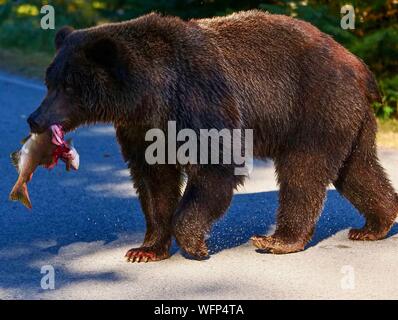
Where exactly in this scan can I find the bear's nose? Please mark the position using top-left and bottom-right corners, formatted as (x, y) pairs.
(27, 115), (46, 133)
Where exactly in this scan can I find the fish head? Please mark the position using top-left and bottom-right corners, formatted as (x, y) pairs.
(71, 147), (80, 170)
(68, 147), (80, 171)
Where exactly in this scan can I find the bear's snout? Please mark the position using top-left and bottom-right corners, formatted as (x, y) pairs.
(27, 112), (47, 134)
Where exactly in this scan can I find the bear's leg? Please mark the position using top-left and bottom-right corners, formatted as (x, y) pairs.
(173, 168), (239, 259)
(334, 118), (398, 241)
(125, 165), (183, 263)
(252, 153), (332, 254)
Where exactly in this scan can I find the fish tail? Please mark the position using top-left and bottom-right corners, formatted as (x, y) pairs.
(9, 183), (32, 209)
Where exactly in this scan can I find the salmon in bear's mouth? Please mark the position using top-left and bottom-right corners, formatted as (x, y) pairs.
(9, 124), (80, 209)
(47, 124), (79, 170)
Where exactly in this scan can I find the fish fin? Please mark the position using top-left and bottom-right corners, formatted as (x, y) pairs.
(10, 151), (20, 171)
(9, 183), (32, 209)
(20, 134), (31, 145)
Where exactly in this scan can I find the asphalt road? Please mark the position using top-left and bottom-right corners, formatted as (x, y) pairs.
(0, 71), (398, 299)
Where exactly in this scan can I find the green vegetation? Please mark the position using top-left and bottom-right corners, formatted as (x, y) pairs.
(0, 47), (52, 78)
(0, 0), (397, 119)
(374, 75), (398, 119)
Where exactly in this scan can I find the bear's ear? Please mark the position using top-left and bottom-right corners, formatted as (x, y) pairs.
(55, 26), (74, 50)
(84, 37), (129, 82)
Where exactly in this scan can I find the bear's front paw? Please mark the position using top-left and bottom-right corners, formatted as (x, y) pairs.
(125, 246), (170, 263)
(177, 237), (209, 260)
(251, 235), (305, 254)
(182, 242), (209, 260)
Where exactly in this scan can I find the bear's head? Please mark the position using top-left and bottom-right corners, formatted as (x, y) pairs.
(27, 25), (138, 133)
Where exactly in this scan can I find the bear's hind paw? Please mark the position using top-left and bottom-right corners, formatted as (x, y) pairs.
(348, 228), (389, 241)
(251, 235), (305, 254)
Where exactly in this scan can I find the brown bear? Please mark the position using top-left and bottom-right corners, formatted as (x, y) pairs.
(27, 10), (398, 262)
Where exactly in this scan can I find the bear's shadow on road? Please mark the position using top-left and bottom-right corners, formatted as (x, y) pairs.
(209, 190), (398, 254)
(1, 125), (397, 295)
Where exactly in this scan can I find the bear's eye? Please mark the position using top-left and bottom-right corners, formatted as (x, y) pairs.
(65, 86), (74, 94)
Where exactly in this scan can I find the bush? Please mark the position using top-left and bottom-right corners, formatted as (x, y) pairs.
(374, 76), (398, 119)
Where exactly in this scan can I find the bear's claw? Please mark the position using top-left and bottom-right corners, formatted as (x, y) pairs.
(251, 235), (305, 254)
(125, 247), (169, 263)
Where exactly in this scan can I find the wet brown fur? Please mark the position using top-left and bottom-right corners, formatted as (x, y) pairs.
(27, 10), (398, 261)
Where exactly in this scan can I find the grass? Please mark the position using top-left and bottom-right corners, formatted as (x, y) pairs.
(377, 119), (398, 149)
(0, 46), (397, 149)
